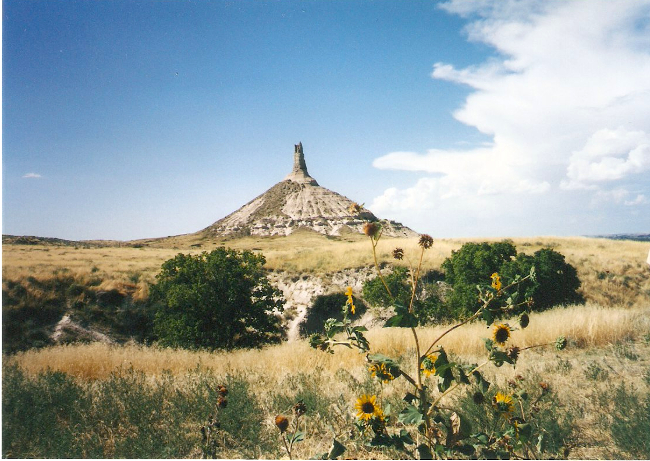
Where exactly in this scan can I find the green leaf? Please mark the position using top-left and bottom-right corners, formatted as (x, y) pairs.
(490, 350), (514, 367)
(398, 404), (424, 425)
(481, 308), (494, 325)
(454, 444), (475, 456)
(472, 432), (489, 445)
(290, 431), (305, 444)
(517, 422), (532, 443)
(472, 371), (491, 393)
(327, 439), (346, 459)
(384, 303), (419, 328)
(416, 444), (434, 460)
(403, 392), (418, 404)
(399, 429), (415, 445)
(368, 353), (398, 366)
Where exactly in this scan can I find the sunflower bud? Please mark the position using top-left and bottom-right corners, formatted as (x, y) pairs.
(274, 415), (289, 433)
(519, 313), (530, 329)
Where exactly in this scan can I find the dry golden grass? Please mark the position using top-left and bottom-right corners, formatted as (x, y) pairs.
(4, 233), (650, 307)
(8, 303), (648, 382)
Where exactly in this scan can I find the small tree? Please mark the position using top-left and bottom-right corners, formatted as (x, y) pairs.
(501, 248), (584, 310)
(442, 242), (583, 319)
(441, 242), (517, 318)
(150, 248), (284, 350)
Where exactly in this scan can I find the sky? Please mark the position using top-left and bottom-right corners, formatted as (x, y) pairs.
(2, 0), (649, 241)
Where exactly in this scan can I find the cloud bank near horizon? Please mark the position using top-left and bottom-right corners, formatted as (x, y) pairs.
(371, 0), (650, 236)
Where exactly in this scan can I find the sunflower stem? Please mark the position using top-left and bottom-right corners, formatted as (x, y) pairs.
(427, 361), (489, 417)
(422, 308), (483, 358)
(369, 236), (394, 301)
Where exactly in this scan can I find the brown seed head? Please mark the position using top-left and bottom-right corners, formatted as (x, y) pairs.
(418, 234), (434, 249)
(275, 415), (289, 433)
(392, 248), (404, 260)
(348, 203), (363, 214)
(363, 222), (380, 238)
(508, 346), (520, 362)
(293, 401), (307, 417)
(217, 396), (228, 408)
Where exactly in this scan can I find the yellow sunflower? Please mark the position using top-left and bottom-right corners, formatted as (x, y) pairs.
(369, 363), (394, 383)
(420, 354), (437, 377)
(491, 272), (502, 291)
(492, 392), (514, 416)
(493, 323), (511, 346)
(345, 286), (355, 314)
(355, 394), (382, 421)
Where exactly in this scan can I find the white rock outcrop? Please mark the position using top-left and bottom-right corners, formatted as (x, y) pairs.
(202, 143), (417, 238)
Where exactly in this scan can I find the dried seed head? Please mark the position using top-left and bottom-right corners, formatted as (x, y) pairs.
(216, 395), (228, 408)
(217, 385), (228, 396)
(274, 415), (289, 433)
(293, 401), (307, 417)
(363, 222), (380, 238)
(418, 234), (434, 249)
(508, 346), (520, 362)
(392, 248), (404, 260)
(348, 202), (363, 214)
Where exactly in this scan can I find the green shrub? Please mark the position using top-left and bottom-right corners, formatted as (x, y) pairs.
(456, 374), (573, 458)
(150, 247), (284, 350)
(2, 364), (274, 459)
(441, 242), (517, 317)
(599, 381), (650, 459)
(441, 242), (583, 319)
(362, 267), (446, 324)
(501, 248), (583, 311)
(2, 365), (90, 458)
(299, 293), (367, 336)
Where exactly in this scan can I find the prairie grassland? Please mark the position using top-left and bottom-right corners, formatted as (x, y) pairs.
(7, 303), (648, 381)
(6, 303), (650, 458)
(3, 233), (650, 306)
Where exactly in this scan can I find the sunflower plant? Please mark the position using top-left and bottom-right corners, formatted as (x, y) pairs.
(311, 211), (569, 459)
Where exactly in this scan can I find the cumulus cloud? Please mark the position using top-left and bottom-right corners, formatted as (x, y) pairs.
(371, 0), (650, 235)
(22, 173), (43, 179)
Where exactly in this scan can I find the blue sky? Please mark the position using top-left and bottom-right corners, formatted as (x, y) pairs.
(3, 0), (650, 240)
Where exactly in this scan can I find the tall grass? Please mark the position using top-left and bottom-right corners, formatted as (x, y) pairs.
(8, 303), (648, 381)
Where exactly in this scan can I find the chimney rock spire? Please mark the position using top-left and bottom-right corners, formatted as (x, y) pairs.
(284, 142), (318, 185)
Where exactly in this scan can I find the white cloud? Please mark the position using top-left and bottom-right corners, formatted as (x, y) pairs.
(371, 0), (650, 235)
(22, 173), (43, 179)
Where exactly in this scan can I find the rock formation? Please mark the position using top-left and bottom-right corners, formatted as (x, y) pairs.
(201, 143), (417, 238)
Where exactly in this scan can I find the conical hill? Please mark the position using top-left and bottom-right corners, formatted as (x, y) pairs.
(201, 143), (417, 238)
